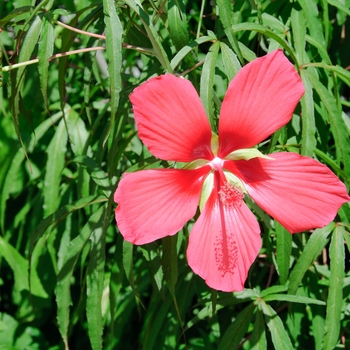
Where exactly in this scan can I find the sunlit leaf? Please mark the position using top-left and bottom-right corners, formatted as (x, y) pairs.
(200, 40), (219, 130)
(261, 302), (294, 350)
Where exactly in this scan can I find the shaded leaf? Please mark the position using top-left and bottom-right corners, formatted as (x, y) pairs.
(161, 235), (178, 296)
(218, 303), (255, 350)
(102, 0), (123, 144)
(86, 209), (106, 350)
(38, 12), (54, 111)
(288, 223), (334, 294)
(307, 69), (350, 176)
(56, 205), (105, 349)
(275, 221), (292, 285)
(43, 117), (68, 217)
(168, 0), (189, 50)
(322, 226), (345, 350)
(249, 308), (267, 350)
(261, 302), (294, 350)
(0, 236), (48, 298)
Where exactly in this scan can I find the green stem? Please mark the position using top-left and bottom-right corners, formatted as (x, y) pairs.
(55, 20), (106, 40)
(2, 43), (153, 73)
(196, 0), (206, 39)
(2, 46), (105, 72)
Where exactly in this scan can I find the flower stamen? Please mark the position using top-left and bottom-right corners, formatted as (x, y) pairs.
(218, 182), (244, 208)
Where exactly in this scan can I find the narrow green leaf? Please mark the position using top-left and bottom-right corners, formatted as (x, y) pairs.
(108, 235), (124, 344)
(263, 294), (325, 305)
(141, 296), (173, 349)
(307, 69), (350, 176)
(322, 226), (345, 350)
(216, 0), (244, 64)
(288, 223), (334, 294)
(261, 13), (287, 34)
(200, 40), (219, 130)
(237, 42), (257, 61)
(161, 235), (178, 296)
(56, 205), (105, 349)
(29, 196), (107, 252)
(0, 111), (63, 233)
(140, 244), (163, 293)
(319, 0), (330, 46)
(297, 0), (325, 46)
(170, 35), (216, 70)
(102, 0), (123, 144)
(123, 0), (172, 71)
(219, 42), (241, 82)
(275, 221), (292, 284)
(290, 5), (316, 157)
(0, 236), (48, 298)
(305, 35), (331, 64)
(314, 148), (348, 184)
(21, 0), (51, 33)
(328, 65), (350, 87)
(0, 6), (33, 27)
(73, 155), (112, 196)
(168, 0), (189, 50)
(260, 285), (288, 297)
(343, 227), (350, 253)
(303, 62), (350, 88)
(9, 15), (42, 150)
(123, 240), (136, 292)
(231, 22), (297, 64)
(327, 0), (350, 16)
(261, 302), (294, 350)
(249, 309), (267, 350)
(218, 303), (255, 350)
(66, 110), (89, 156)
(185, 289), (259, 331)
(291, 6), (306, 64)
(38, 13), (54, 111)
(86, 210), (106, 350)
(43, 118), (68, 217)
(313, 308), (326, 350)
(300, 69), (316, 156)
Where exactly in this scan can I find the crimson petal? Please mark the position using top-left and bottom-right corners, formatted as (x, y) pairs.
(218, 50), (305, 157)
(187, 173), (261, 292)
(130, 74), (213, 162)
(115, 166), (211, 245)
(224, 153), (350, 233)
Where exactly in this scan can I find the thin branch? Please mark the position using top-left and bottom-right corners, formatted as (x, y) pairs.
(2, 46), (105, 72)
(55, 20), (106, 40)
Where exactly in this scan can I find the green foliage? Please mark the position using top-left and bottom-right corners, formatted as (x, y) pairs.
(0, 0), (349, 349)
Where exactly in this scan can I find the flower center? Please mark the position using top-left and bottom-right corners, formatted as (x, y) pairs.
(218, 182), (244, 208)
(209, 156), (224, 169)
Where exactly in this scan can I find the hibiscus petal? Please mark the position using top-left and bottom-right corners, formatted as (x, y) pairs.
(224, 153), (350, 233)
(114, 166), (211, 245)
(218, 50), (305, 157)
(130, 74), (213, 162)
(187, 174), (261, 292)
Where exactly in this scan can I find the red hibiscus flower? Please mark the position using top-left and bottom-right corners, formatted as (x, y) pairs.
(114, 50), (349, 292)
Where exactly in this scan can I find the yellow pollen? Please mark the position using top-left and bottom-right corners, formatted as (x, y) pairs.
(218, 182), (244, 208)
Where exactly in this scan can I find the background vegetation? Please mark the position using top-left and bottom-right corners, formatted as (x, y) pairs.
(0, 0), (349, 349)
